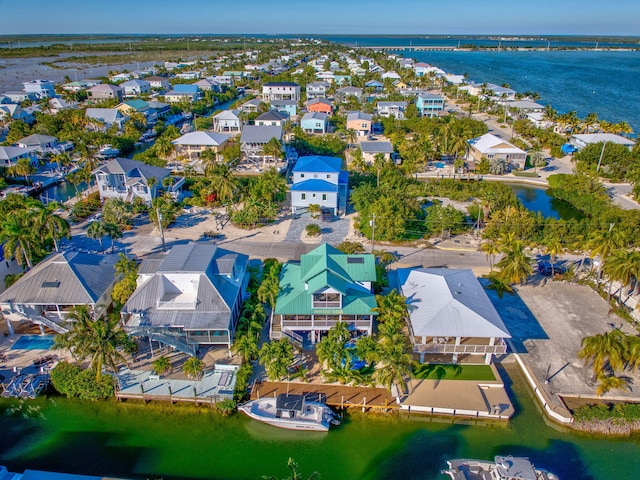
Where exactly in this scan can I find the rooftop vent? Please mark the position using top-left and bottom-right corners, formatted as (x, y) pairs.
(41, 281), (60, 288)
(347, 257), (364, 264)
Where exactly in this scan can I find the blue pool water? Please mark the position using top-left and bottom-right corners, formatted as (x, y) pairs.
(434, 161), (446, 168)
(10, 335), (55, 351)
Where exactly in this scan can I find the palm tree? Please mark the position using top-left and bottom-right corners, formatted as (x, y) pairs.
(152, 356), (173, 376)
(86, 220), (108, 252)
(259, 339), (293, 381)
(104, 222), (123, 252)
(208, 163), (238, 205)
(530, 151), (546, 174)
(488, 158), (508, 175)
(543, 237), (564, 277)
(11, 157), (36, 185)
(373, 343), (413, 397)
(232, 334), (259, 362)
(262, 137), (283, 165)
(182, 356), (205, 380)
(594, 372), (631, 396)
(480, 239), (500, 272)
(373, 249), (398, 271)
(373, 290), (407, 324)
(587, 225), (625, 287)
(33, 201), (70, 253)
(577, 329), (627, 378)
(496, 237), (532, 285)
(0, 213), (39, 268)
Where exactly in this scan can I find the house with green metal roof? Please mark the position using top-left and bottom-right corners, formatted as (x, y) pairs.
(271, 243), (377, 345)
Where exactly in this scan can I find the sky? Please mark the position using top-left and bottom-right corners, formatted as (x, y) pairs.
(1, 0), (639, 36)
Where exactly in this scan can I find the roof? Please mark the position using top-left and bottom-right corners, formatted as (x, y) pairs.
(270, 100), (297, 107)
(263, 82), (300, 87)
(377, 101), (407, 109)
(570, 133), (635, 147)
(0, 146), (36, 161)
(122, 243), (248, 331)
(417, 92), (444, 100)
(338, 86), (362, 94)
(173, 84), (199, 93)
(212, 109), (240, 121)
(301, 112), (329, 122)
(89, 84), (122, 92)
(293, 155), (342, 173)
(347, 111), (372, 122)
(275, 243), (377, 316)
(121, 79), (149, 87)
(93, 157), (170, 183)
(172, 131), (230, 147)
(85, 108), (123, 124)
(468, 133), (526, 155)
(360, 141), (393, 154)
(123, 99), (149, 110)
(256, 110), (288, 122)
(307, 98), (332, 107)
(16, 133), (57, 147)
(0, 251), (119, 306)
(504, 100), (545, 110)
(240, 125), (283, 144)
(290, 179), (338, 192)
(397, 268), (511, 339)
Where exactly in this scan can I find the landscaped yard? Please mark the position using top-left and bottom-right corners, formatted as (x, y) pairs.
(412, 363), (495, 381)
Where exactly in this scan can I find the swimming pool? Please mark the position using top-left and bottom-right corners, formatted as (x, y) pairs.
(10, 335), (55, 351)
(433, 161), (446, 168)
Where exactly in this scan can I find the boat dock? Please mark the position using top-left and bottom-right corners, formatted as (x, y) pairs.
(250, 381), (397, 411)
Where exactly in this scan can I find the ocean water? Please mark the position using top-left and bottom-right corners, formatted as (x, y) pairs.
(327, 36), (640, 136)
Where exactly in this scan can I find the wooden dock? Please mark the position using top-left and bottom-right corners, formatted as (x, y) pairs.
(250, 381), (398, 411)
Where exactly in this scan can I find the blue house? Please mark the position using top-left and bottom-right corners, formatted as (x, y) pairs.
(365, 80), (384, 92)
(270, 100), (298, 118)
(290, 156), (348, 216)
(416, 93), (445, 117)
(300, 112), (329, 134)
(165, 84), (202, 103)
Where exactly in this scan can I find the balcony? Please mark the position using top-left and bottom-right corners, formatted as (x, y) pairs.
(412, 338), (507, 355)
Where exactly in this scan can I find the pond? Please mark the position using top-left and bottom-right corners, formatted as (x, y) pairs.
(508, 184), (584, 221)
(1, 363), (638, 480)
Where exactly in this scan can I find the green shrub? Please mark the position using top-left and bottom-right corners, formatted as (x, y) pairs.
(573, 402), (640, 422)
(234, 363), (253, 402)
(305, 223), (321, 237)
(50, 361), (116, 400)
(214, 398), (237, 416)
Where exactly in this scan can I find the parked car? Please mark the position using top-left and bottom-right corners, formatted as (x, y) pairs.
(538, 261), (566, 276)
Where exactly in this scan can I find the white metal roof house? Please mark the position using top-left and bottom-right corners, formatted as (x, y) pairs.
(121, 242), (249, 356)
(397, 268), (511, 364)
(569, 133), (636, 151)
(0, 251), (120, 335)
(466, 133), (527, 167)
(172, 131), (230, 164)
(85, 108), (127, 130)
(212, 109), (242, 133)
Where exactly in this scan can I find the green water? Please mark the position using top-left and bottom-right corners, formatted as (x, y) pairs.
(0, 365), (636, 480)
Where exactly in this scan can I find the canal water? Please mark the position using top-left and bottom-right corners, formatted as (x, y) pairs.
(0, 364), (637, 480)
(509, 184), (584, 221)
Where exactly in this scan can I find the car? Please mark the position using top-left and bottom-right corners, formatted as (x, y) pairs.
(367, 135), (377, 141)
(537, 261), (566, 276)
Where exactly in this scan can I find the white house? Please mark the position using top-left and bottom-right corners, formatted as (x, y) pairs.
(22, 79), (55, 99)
(376, 101), (408, 119)
(466, 133), (527, 168)
(120, 79), (151, 97)
(212, 109), (242, 133)
(172, 131), (230, 164)
(569, 133), (636, 151)
(262, 82), (301, 102)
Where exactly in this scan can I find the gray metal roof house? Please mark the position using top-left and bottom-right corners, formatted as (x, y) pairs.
(121, 242), (249, 356)
(0, 251), (120, 335)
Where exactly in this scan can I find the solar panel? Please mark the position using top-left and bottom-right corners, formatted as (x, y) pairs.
(347, 257), (364, 264)
(41, 281), (60, 288)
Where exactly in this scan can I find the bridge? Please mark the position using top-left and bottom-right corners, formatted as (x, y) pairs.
(370, 45), (461, 51)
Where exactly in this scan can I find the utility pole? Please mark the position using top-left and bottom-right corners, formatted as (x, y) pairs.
(370, 213), (375, 253)
(156, 208), (166, 252)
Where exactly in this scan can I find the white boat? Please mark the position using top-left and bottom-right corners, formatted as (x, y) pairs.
(98, 144), (119, 157)
(443, 456), (559, 480)
(239, 393), (340, 432)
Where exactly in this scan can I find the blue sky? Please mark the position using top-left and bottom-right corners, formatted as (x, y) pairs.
(1, 0), (639, 36)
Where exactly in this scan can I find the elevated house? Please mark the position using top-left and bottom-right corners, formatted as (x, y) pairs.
(346, 111), (372, 136)
(0, 146), (38, 168)
(22, 79), (55, 99)
(307, 81), (330, 99)
(87, 84), (124, 102)
(300, 112), (329, 135)
(0, 104), (34, 124)
(337, 86), (363, 100)
(466, 133), (527, 169)
(93, 157), (184, 203)
(360, 141), (393, 163)
(270, 100), (298, 119)
(262, 82), (301, 102)
(397, 268), (511, 364)
(172, 131), (230, 164)
(212, 109), (242, 133)
(0, 251), (119, 335)
(145, 76), (171, 91)
(85, 108), (127, 130)
(16, 134), (58, 153)
(116, 99), (158, 124)
(272, 243), (377, 346)
(240, 98), (264, 113)
(164, 84), (202, 103)
(120, 79), (151, 97)
(290, 155), (347, 216)
(239, 125), (283, 166)
(47, 97), (78, 114)
(376, 101), (407, 119)
(416, 93), (445, 117)
(569, 133), (636, 151)
(255, 110), (289, 127)
(121, 242), (249, 356)
(306, 98), (333, 114)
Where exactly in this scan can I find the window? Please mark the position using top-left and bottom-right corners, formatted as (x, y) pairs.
(313, 292), (341, 308)
(300, 173), (305, 178)
(347, 257), (364, 264)
(322, 194), (327, 201)
(326, 174), (331, 179)
(301, 193), (306, 200)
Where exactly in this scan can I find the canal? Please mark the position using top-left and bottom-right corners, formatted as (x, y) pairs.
(508, 184), (584, 221)
(0, 364), (637, 480)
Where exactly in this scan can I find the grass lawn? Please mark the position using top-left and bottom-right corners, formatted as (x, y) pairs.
(412, 363), (495, 381)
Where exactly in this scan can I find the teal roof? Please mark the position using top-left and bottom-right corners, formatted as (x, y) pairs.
(124, 99), (149, 110)
(274, 243), (377, 316)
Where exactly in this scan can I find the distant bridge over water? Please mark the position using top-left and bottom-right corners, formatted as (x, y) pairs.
(369, 45), (461, 51)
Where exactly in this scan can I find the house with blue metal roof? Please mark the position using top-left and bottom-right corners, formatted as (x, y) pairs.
(271, 243), (377, 345)
(290, 156), (348, 216)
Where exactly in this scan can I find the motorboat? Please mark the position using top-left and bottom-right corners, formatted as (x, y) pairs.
(239, 393), (340, 432)
(98, 144), (119, 157)
(443, 456), (559, 480)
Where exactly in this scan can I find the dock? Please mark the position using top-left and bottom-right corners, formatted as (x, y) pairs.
(250, 381), (397, 411)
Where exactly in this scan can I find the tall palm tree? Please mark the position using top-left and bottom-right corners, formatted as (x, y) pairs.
(495, 238), (532, 285)
(262, 137), (283, 165)
(86, 220), (108, 252)
(11, 158), (36, 185)
(373, 342), (413, 396)
(208, 163), (238, 205)
(480, 239), (500, 272)
(104, 222), (123, 252)
(543, 237), (564, 277)
(594, 373), (631, 396)
(373, 290), (407, 324)
(0, 213), (38, 268)
(259, 339), (293, 381)
(33, 201), (70, 252)
(232, 334), (259, 362)
(587, 225), (625, 287)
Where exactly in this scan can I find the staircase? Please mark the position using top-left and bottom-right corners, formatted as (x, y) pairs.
(37, 316), (69, 334)
(282, 329), (303, 349)
(150, 332), (197, 357)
